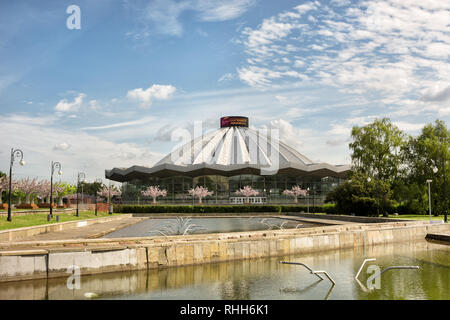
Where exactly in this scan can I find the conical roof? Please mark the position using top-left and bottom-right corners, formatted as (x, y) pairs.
(105, 116), (351, 181)
(155, 126), (315, 167)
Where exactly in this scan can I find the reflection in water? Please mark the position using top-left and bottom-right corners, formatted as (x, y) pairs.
(0, 240), (448, 300)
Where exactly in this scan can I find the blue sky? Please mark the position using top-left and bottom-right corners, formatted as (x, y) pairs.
(1, 0), (449, 183)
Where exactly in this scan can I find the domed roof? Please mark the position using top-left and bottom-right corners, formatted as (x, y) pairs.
(105, 116), (351, 181)
(155, 126), (315, 167)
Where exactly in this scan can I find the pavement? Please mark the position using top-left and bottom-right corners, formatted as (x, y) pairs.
(15, 216), (148, 242)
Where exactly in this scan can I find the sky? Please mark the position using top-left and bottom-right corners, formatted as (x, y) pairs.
(0, 0), (449, 184)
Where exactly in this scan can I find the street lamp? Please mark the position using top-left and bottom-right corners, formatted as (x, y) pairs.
(76, 172), (86, 217)
(307, 187), (310, 213)
(7, 148), (24, 222)
(49, 161), (62, 218)
(426, 179), (433, 222)
(95, 178), (102, 216)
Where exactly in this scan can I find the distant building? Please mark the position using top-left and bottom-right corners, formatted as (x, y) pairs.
(105, 116), (350, 204)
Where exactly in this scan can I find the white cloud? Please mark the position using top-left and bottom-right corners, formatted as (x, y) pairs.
(82, 117), (156, 130)
(127, 84), (176, 108)
(236, 0), (450, 107)
(127, 0), (255, 37)
(54, 93), (86, 112)
(218, 72), (235, 83)
(0, 114), (163, 182)
(53, 142), (71, 151)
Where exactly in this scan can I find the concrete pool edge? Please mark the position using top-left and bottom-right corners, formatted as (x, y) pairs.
(0, 220), (449, 283)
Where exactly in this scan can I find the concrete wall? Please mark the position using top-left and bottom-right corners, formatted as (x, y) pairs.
(0, 220), (449, 283)
(0, 215), (132, 242)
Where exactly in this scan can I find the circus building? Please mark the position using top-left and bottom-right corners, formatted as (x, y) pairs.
(105, 116), (351, 204)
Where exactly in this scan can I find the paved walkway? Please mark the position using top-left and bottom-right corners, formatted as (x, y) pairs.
(17, 217), (148, 242)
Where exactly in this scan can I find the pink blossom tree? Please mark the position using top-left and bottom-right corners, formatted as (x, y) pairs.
(141, 186), (167, 204)
(17, 177), (40, 204)
(0, 176), (10, 205)
(97, 185), (122, 204)
(188, 186), (213, 204)
(283, 185), (307, 203)
(37, 180), (51, 203)
(235, 185), (259, 203)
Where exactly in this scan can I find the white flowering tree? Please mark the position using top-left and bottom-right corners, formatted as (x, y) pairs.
(188, 186), (213, 204)
(283, 185), (307, 203)
(141, 186), (167, 204)
(235, 185), (259, 203)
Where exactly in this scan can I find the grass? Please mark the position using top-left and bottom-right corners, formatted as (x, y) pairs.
(0, 211), (119, 231)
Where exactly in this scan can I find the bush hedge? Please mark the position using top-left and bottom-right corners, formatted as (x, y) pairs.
(113, 204), (338, 214)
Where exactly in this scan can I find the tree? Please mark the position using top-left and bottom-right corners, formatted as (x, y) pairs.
(403, 120), (449, 216)
(188, 186), (213, 204)
(141, 186), (167, 204)
(97, 185), (121, 203)
(349, 118), (406, 216)
(16, 177), (40, 204)
(325, 172), (392, 216)
(350, 118), (406, 182)
(0, 176), (9, 205)
(283, 185), (307, 203)
(235, 185), (259, 203)
(79, 181), (103, 196)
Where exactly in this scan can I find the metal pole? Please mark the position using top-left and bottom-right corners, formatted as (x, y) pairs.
(7, 148), (24, 222)
(76, 176), (79, 217)
(442, 136), (447, 223)
(427, 180), (432, 222)
(7, 149), (13, 222)
(50, 162), (53, 218)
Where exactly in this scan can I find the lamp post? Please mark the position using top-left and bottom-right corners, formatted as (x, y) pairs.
(95, 178), (102, 216)
(108, 181), (113, 215)
(307, 187), (310, 213)
(7, 148), (25, 222)
(426, 179), (433, 222)
(49, 161), (62, 218)
(76, 172), (85, 217)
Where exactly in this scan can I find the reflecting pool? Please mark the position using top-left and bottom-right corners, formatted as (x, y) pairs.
(0, 240), (448, 300)
(103, 217), (328, 238)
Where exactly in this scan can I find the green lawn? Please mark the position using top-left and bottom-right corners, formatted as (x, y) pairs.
(0, 211), (119, 231)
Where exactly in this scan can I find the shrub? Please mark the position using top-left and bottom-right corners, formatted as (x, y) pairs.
(113, 204), (337, 214)
(15, 203), (38, 210)
(37, 203), (57, 208)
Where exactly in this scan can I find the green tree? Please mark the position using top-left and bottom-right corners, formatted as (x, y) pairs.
(79, 181), (103, 196)
(350, 118), (406, 181)
(349, 118), (406, 216)
(403, 120), (449, 216)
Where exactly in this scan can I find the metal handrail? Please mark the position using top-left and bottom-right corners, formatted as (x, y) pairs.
(279, 261), (325, 281)
(367, 266), (420, 283)
(312, 270), (336, 285)
(355, 258), (377, 280)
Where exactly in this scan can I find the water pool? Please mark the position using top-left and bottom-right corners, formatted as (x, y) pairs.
(1, 240), (448, 300)
(103, 216), (328, 238)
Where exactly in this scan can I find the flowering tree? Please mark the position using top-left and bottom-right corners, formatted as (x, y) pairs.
(283, 185), (307, 203)
(141, 186), (167, 204)
(235, 185), (259, 203)
(16, 177), (40, 204)
(97, 185), (122, 203)
(37, 180), (51, 203)
(0, 176), (10, 205)
(188, 186), (213, 204)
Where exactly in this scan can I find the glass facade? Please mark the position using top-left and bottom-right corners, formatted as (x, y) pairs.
(121, 174), (345, 205)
